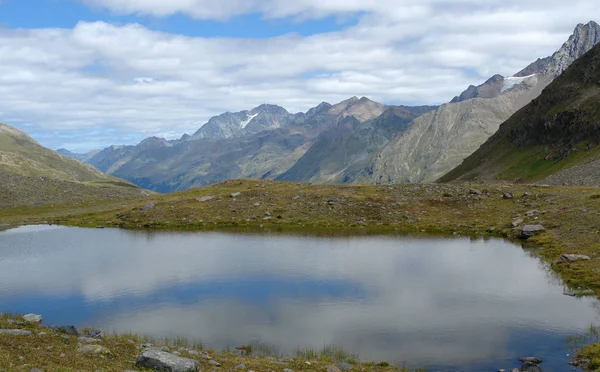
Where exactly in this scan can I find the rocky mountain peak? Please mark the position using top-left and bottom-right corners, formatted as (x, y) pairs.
(327, 96), (387, 122)
(516, 20), (600, 77)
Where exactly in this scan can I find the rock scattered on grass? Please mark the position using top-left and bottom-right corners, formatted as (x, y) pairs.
(560, 254), (591, 262)
(77, 344), (112, 356)
(520, 225), (545, 239)
(142, 203), (155, 211)
(503, 193), (514, 199)
(135, 347), (199, 372)
(23, 313), (42, 323)
(231, 192), (241, 198)
(196, 196), (215, 202)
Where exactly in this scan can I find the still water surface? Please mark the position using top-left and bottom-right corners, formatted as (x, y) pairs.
(0, 225), (598, 371)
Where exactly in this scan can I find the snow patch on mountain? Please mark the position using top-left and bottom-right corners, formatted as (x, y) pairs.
(501, 74), (536, 92)
(240, 113), (259, 129)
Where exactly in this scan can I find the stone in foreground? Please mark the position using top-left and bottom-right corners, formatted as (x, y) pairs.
(560, 254), (591, 262)
(520, 225), (545, 239)
(23, 313), (42, 323)
(0, 329), (32, 335)
(518, 357), (542, 365)
(135, 347), (199, 372)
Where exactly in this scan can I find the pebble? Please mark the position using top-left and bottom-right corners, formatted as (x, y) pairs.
(235, 364), (246, 369)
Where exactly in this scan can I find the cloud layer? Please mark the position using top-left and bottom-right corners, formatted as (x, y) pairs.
(1, 1), (600, 150)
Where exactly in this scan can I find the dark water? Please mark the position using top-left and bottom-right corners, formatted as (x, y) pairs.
(0, 225), (597, 371)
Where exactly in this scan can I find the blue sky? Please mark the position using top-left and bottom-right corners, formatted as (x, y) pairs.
(0, 0), (599, 151)
(0, 0), (360, 37)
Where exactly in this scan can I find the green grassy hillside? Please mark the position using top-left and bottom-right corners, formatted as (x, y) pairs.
(0, 123), (144, 208)
(439, 42), (600, 184)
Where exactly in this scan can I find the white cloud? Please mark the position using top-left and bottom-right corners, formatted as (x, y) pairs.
(1, 1), (599, 150)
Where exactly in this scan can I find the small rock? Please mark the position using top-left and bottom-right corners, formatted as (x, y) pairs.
(283, 369), (294, 372)
(518, 357), (542, 365)
(512, 218), (524, 227)
(235, 364), (246, 369)
(60, 353), (66, 358)
(560, 254), (591, 262)
(292, 195), (301, 200)
(503, 193), (514, 199)
(326, 366), (342, 372)
(525, 209), (539, 217)
(519, 363), (542, 372)
(142, 203), (155, 211)
(265, 211), (271, 216)
(196, 196), (215, 202)
(23, 313), (42, 323)
(0, 329), (32, 335)
(230, 192), (241, 198)
(469, 188), (482, 195)
(135, 347), (199, 372)
(29, 369), (45, 372)
(253, 202), (260, 207)
(78, 344), (112, 356)
(209, 360), (222, 366)
(520, 225), (545, 239)
(78, 337), (100, 343)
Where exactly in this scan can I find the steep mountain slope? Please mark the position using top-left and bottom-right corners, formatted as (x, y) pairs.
(352, 21), (600, 184)
(0, 123), (142, 208)
(439, 42), (600, 185)
(278, 105), (429, 183)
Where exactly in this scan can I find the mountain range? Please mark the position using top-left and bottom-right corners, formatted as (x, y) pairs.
(49, 21), (600, 191)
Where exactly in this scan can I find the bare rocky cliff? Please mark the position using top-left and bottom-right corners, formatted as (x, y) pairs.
(351, 21), (600, 184)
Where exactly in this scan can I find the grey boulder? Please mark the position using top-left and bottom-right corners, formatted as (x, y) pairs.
(142, 203), (155, 211)
(520, 225), (545, 238)
(560, 254), (591, 262)
(135, 347), (199, 372)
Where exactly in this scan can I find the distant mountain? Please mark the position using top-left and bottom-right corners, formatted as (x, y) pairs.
(439, 41), (600, 185)
(349, 21), (600, 184)
(57, 148), (102, 162)
(0, 123), (142, 208)
(80, 97), (434, 192)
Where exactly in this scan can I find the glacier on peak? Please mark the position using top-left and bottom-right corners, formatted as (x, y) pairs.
(501, 74), (536, 92)
(240, 113), (259, 129)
